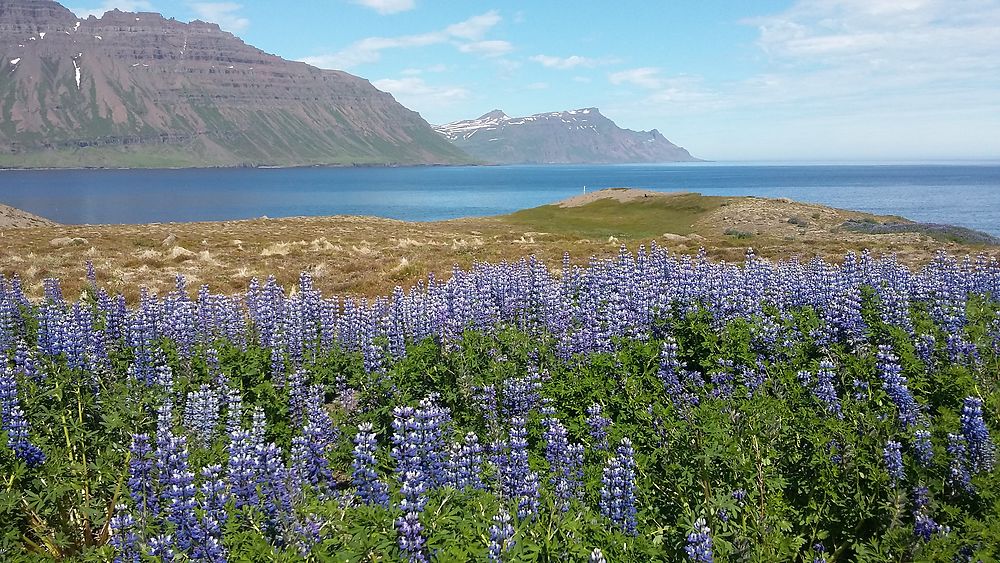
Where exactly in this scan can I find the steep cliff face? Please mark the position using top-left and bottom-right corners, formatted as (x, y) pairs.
(435, 108), (699, 164)
(0, 0), (470, 167)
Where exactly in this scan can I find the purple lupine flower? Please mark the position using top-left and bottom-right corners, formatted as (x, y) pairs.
(506, 417), (540, 520)
(542, 417), (584, 511)
(488, 507), (514, 562)
(912, 485), (949, 541)
(586, 403), (611, 451)
(189, 465), (228, 562)
(158, 434), (197, 553)
(884, 440), (905, 487)
(447, 432), (484, 490)
(472, 385), (499, 426)
(812, 542), (828, 563)
(391, 398), (451, 491)
(352, 423), (390, 507)
(913, 429), (934, 466)
(960, 397), (996, 473)
(813, 360), (843, 419)
(877, 345), (921, 428)
(290, 392), (336, 494)
(1, 369), (45, 467)
(256, 441), (293, 536)
(226, 429), (258, 511)
(14, 339), (39, 381)
(127, 433), (157, 523)
(599, 437), (637, 536)
(109, 506), (140, 563)
(224, 385), (243, 440)
(685, 517), (714, 562)
(915, 334), (936, 368)
(184, 384), (220, 448)
(396, 470), (427, 563)
(415, 396), (451, 487)
(852, 378), (869, 402)
(946, 433), (973, 493)
(501, 372), (542, 418)
(658, 337), (687, 408)
(147, 534), (175, 562)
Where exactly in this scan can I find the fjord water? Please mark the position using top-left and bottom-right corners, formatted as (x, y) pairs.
(1, 163), (999, 235)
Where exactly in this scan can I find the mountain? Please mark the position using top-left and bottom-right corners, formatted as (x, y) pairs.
(434, 108), (699, 164)
(0, 0), (470, 168)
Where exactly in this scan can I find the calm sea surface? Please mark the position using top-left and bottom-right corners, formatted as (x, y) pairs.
(1, 163), (999, 235)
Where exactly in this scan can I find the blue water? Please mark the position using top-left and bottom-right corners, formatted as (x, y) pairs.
(1, 163), (999, 235)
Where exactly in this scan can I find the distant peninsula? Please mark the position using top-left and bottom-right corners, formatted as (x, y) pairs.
(434, 108), (699, 165)
(0, 0), (470, 168)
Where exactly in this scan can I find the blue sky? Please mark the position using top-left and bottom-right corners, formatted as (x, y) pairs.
(69, 1), (1000, 161)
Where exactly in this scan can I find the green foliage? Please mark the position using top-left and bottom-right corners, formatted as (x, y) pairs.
(3, 296), (1000, 561)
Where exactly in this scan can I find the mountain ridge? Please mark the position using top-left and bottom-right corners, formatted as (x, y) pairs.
(434, 108), (699, 164)
(0, 0), (471, 168)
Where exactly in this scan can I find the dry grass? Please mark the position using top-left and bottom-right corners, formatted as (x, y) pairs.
(2, 190), (996, 301)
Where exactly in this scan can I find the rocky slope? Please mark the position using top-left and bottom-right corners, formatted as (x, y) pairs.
(434, 108), (698, 164)
(0, 0), (470, 168)
(0, 201), (56, 227)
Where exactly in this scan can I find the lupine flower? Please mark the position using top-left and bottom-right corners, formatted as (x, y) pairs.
(589, 548), (607, 563)
(447, 432), (484, 490)
(158, 433), (197, 553)
(912, 485), (949, 541)
(127, 433), (157, 523)
(884, 440), (905, 487)
(352, 423), (390, 507)
(1, 369), (45, 467)
(505, 417), (540, 520)
(488, 508), (514, 562)
(600, 437), (637, 535)
(812, 542), (828, 563)
(960, 397), (996, 473)
(877, 346), (921, 428)
(813, 360), (843, 418)
(586, 403), (611, 451)
(396, 470), (427, 563)
(542, 417), (584, 511)
(191, 464), (228, 562)
(914, 429), (934, 466)
(226, 429), (259, 511)
(109, 506), (140, 563)
(184, 384), (220, 448)
(946, 433), (973, 493)
(685, 517), (714, 562)
(290, 394), (336, 494)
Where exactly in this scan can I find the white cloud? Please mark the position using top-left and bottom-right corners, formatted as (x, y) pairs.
(301, 10), (506, 69)
(372, 77), (470, 114)
(70, 0), (153, 18)
(189, 2), (249, 32)
(458, 40), (512, 57)
(608, 67), (666, 90)
(529, 54), (611, 70)
(351, 0), (415, 15)
(444, 10), (501, 40)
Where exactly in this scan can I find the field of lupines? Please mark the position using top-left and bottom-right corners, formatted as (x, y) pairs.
(2, 246), (999, 561)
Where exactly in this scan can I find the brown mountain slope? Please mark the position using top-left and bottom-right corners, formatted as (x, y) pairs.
(0, 0), (471, 168)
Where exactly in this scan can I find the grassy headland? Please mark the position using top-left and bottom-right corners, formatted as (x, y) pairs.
(1, 189), (996, 301)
